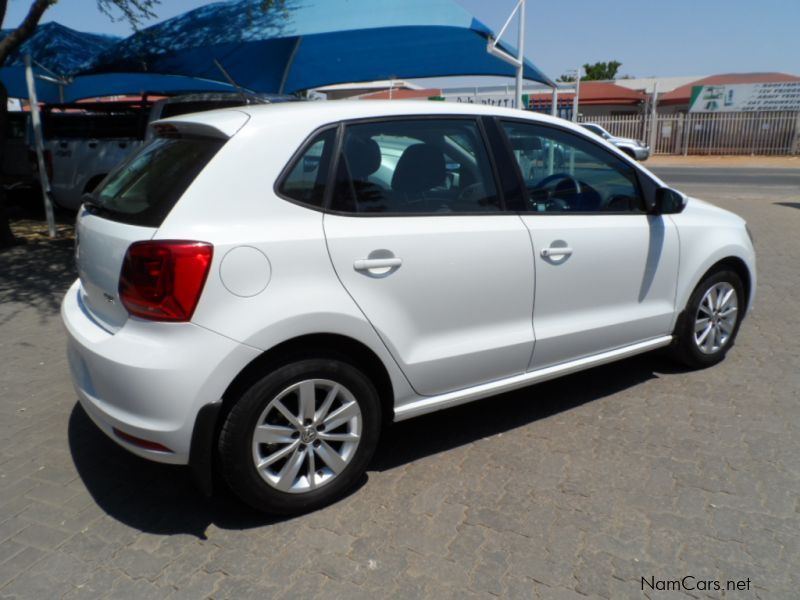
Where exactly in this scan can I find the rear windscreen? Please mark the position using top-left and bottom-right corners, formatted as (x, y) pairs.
(91, 136), (224, 227)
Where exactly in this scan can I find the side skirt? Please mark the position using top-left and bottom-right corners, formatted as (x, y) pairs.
(393, 336), (673, 422)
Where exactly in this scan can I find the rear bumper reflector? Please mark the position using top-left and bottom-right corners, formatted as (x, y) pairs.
(112, 427), (174, 453)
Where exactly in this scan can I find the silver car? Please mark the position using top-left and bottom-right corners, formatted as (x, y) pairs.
(581, 123), (650, 161)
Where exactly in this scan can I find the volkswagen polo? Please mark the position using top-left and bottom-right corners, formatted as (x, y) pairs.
(62, 101), (756, 514)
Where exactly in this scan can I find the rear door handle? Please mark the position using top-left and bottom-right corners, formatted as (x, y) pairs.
(541, 247), (573, 258)
(354, 257), (403, 271)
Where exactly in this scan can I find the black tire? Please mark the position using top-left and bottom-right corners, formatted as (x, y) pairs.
(671, 269), (745, 369)
(218, 358), (381, 514)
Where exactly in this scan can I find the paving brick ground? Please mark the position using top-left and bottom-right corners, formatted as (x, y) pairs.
(0, 177), (798, 599)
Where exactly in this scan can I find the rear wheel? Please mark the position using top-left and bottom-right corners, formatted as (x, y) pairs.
(671, 269), (744, 368)
(218, 358), (381, 514)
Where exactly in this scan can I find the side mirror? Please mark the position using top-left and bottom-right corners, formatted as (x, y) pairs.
(651, 187), (688, 214)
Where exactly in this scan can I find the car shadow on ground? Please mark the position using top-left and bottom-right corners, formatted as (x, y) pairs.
(773, 202), (800, 210)
(0, 238), (76, 325)
(68, 352), (689, 538)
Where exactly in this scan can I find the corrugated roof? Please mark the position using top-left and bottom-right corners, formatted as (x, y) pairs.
(529, 81), (645, 105)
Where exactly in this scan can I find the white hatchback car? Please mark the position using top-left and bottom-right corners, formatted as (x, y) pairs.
(63, 101), (756, 514)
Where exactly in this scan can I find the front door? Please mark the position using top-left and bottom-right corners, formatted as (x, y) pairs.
(499, 120), (679, 369)
(324, 117), (535, 396)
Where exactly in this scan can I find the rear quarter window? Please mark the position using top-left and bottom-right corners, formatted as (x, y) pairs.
(91, 136), (224, 227)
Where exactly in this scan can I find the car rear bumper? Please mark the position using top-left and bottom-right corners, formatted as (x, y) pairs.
(61, 279), (260, 464)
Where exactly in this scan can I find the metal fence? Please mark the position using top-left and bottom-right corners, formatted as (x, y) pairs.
(579, 111), (800, 155)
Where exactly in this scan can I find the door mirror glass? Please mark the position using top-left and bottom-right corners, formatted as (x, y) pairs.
(654, 187), (687, 214)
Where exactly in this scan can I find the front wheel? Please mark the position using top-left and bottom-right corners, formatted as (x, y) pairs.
(671, 269), (745, 369)
(218, 358), (381, 514)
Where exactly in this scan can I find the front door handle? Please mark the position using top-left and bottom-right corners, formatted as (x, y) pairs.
(354, 257), (403, 271)
(541, 247), (573, 258)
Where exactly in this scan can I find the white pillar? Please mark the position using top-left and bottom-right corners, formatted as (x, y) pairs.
(648, 81), (660, 152)
(24, 54), (56, 238)
(515, 0), (526, 110)
(572, 70), (581, 122)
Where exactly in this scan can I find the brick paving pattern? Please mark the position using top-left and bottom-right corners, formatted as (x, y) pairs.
(0, 179), (798, 599)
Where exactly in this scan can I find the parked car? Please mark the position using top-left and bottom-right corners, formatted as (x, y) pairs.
(63, 101), (755, 514)
(581, 122), (650, 161)
(42, 92), (291, 210)
(2, 111), (37, 190)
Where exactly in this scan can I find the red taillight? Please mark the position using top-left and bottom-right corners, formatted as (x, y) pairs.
(119, 241), (213, 322)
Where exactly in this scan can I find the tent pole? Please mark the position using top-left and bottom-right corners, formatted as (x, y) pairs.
(24, 54), (56, 239)
(486, 0), (526, 110)
(213, 59), (249, 102)
(278, 37), (303, 96)
(515, 0), (526, 111)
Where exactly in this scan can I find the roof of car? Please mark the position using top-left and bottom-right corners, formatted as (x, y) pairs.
(241, 98), (558, 122)
(158, 99), (593, 145)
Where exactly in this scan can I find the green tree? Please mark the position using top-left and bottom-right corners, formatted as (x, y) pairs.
(582, 60), (622, 81)
(557, 61), (624, 84)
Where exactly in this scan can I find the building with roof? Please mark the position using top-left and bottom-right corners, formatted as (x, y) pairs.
(527, 81), (646, 117)
(656, 72), (800, 112)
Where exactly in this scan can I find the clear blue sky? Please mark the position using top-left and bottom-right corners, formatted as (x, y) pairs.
(4, 0), (799, 82)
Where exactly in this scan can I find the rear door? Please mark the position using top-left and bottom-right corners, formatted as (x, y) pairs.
(323, 117), (535, 396)
(76, 134), (226, 332)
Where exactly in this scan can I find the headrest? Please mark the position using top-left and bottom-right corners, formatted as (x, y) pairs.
(345, 136), (381, 179)
(391, 144), (446, 194)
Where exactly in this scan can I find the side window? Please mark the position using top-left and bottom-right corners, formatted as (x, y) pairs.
(331, 119), (500, 214)
(279, 128), (335, 208)
(501, 121), (644, 213)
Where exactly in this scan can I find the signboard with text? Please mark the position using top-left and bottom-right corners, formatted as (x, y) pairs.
(689, 82), (800, 113)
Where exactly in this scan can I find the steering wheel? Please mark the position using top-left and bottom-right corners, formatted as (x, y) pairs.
(530, 173), (583, 211)
(537, 173), (582, 196)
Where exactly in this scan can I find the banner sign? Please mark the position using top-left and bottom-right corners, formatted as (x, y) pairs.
(437, 92), (520, 108)
(689, 82), (800, 113)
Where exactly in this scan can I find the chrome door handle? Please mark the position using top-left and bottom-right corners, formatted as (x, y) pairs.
(541, 247), (573, 258)
(353, 257), (403, 271)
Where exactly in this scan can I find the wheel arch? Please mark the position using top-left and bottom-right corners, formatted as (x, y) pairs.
(672, 253), (754, 337)
(705, 256), (752, 312)
(220, 333), (396, 428)
(190, 332), (398, 497)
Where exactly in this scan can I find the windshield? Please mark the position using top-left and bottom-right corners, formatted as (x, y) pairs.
(92, 136), (223, 227)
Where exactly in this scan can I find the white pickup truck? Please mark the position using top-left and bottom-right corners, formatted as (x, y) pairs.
(43, 93), (284, 210)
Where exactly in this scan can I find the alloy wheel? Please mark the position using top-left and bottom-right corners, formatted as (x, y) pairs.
(693, 282), (738, 355)
(251, 379), (362, 493)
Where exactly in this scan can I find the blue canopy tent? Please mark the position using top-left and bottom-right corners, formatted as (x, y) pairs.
(1, 22), (119, 75)
(0, 23), (236, 101)
(87, 0), (555, 94)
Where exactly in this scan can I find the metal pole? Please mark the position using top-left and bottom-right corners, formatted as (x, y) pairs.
(24, 54), (56, 238)
(515, 0), (526, 110)
(551, 87), (558, 117)
(648, 81), (659, 153)
(572, 69), (581, 122)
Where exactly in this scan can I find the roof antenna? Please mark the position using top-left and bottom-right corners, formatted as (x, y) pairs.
(213, 58), (250, 103)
